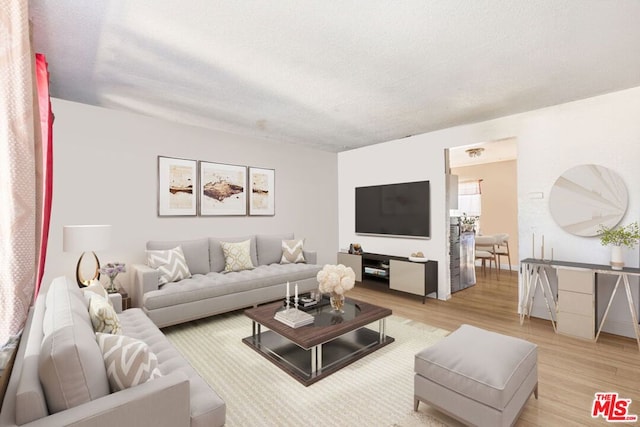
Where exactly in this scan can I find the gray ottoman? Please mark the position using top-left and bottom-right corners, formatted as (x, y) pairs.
(414, 324), (538, 427)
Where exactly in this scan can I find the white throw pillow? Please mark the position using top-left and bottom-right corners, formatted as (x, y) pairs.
(146, 245), (192, 285)
(220, 239), (255, 272)
(83, 281), (113, 307)
(281, 239), (306, 264)
(89, 294), (122, 335)
(96, 333), (162, 392)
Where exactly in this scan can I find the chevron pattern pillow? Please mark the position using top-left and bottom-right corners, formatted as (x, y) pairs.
(281, 239), (306, 264)
(146, 245), (192, 285)
(89, 294), (122, 334)
(96, 333), (162, 392)
(220, 239), (255, 272)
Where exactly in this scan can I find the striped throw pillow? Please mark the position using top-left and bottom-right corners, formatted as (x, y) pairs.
(146, 245), (192, 285)
(281, 239), (306, 264)
(96, 333), (162, 392)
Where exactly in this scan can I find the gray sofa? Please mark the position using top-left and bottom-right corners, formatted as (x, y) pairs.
(131, 233), (323, 328)
(0, 276), (225, 427)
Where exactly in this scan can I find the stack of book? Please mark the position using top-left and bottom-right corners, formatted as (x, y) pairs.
(274, 309), (314, 328)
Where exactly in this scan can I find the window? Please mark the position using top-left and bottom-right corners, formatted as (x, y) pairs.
(458, 180), (482, 217)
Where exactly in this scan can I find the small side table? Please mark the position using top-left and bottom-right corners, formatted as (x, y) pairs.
(118, 288), (131, 310)
(107, 288), (131, 311)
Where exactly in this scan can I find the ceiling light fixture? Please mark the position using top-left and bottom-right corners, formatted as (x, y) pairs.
(465, 148), (484, 158)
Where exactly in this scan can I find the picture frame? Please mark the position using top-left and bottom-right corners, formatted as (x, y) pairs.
(249, 167), (275, 216)
(199, 161), (247, 216)
(157, 156), (197, 216)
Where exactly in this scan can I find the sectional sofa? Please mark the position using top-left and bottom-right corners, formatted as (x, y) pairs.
(131, 233), (323, 327)
(0, 276), (225, 427)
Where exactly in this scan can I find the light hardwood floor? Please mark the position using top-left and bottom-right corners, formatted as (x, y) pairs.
(349, 269), (640, 427)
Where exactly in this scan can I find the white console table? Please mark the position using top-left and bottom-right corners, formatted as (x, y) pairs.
(519, 258), (640, 350)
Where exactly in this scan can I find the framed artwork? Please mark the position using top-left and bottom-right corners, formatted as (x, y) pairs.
(249, 167), (275, 216)
(199, 161), (247, 216)
(158, 156), (197, 216)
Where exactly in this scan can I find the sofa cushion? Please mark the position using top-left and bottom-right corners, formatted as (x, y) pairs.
(39, 279), (110, 414)
(209, 235), (258, 272)
(119, 309), (226, 426)
(96, 333), (162, 392)
(89, 294), (122, 334)
(147, 238), (209, 275)
(221, 239), (255, 272)
(15, 298), (48, 425)
(143, 263), (323, 310)
(256, 233), (294, 265)
(147, 246), (192, 285)
(281, 239), (306, 264)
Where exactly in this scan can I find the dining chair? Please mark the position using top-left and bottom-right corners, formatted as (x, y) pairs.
(493, 233), (512, 273)
(474, 235), (499, 280)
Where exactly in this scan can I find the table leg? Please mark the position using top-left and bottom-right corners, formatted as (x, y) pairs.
(310, 344), (323, 375)
(540, 267), (557, 332)
(525, 266), (541, 322)
(251, 320), (256, 343)
(622, 275), (640, 351)
(520, 264), (533, 324)
(379, 319), (386, 342)
(596, 275), (622, 342)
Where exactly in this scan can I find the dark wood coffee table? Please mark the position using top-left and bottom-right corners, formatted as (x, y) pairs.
(242, 297), (394, 386)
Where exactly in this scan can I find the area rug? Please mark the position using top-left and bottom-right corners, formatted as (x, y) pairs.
(164, 311), (452, 426)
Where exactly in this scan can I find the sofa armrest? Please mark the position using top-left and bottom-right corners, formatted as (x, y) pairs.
(130, 263), (160, 308)
(21, 371), (191, 427)
(303, 250), (317, 265)
(108, 293), (123, 313)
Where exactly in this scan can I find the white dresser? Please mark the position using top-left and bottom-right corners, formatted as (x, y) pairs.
(556, 268), (595, 340)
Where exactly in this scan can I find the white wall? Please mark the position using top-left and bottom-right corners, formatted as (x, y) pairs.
(44, 99), (338, 292)
(339, 86), (640, 337)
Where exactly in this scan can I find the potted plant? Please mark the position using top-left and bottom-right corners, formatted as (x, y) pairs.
(598, 222), (640, 270)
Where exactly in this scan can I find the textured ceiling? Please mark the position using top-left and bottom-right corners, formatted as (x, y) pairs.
(29, 1), (640, 152)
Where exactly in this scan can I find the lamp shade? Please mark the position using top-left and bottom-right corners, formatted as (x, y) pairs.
(63, 225), (112, 252)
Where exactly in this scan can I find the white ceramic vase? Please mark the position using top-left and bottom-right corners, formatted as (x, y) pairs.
(610, 245), (624, 270)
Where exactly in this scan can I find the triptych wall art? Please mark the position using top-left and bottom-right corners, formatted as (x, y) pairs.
(157, 156), (275, 217)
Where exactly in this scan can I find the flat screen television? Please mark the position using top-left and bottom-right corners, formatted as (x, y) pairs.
(355, 180), (430, 238)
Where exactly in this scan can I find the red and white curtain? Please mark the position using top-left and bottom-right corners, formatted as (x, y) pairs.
(0, 1), (53, 346)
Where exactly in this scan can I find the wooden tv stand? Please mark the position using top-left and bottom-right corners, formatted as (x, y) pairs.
(337, 252), (438, 303)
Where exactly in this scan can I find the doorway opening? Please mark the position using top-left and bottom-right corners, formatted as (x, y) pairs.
(445, 137), (518, 295)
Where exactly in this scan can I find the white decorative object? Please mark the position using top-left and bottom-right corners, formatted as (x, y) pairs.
(274, 309), (314, 328)
(610, 245), (624, 270)
(549, 165), (628, 237)
(317, 264), (355, 313)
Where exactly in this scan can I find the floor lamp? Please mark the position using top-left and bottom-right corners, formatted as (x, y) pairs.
(63, 225), (112, 287)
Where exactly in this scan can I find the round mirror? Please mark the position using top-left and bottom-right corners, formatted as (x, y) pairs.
(549, 164), (628, 237)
